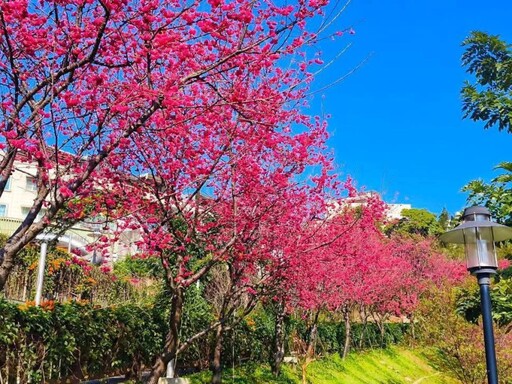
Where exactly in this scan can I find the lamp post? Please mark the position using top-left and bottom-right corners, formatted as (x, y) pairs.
(440, 206), (512, 384)
(34, 241), (48, 306)
(34, 233), (57, 306)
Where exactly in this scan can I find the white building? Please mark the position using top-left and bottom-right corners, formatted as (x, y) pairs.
(328, 192), (411, 221)
(0, 154), (139, 262)
(386, 203), (412, 220)
(0, 156), (40, 220)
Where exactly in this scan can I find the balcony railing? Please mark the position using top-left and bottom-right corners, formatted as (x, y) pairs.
(0, 216), (93, 251)
(0, 217), (140, 259)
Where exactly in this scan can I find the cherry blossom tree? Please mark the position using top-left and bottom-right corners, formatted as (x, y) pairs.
(77, 1), (348, 380)
(269, 192), (465, 380)
(0, 0), (343, 291)
(261, 190), (385, 377)
(119, 139), (333, 382)
(201, 182), (321, 384)
(1, 2), (363, 383)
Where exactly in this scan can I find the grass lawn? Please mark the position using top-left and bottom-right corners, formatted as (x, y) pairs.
(305, 348), (459, 384)
(185, 348), (460, 384)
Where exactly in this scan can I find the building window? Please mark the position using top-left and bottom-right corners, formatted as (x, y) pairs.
(4, 178), (11, 191)
(0, 205), (7, 217)
(26, 176), (37, 191)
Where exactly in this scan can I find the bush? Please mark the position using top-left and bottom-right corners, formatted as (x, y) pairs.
(218, 308), (410, 370)
(417, 286), (512, 384)
(456, 267), (512, 326)
(290, 317), (409, 357)
(219, 306), (275, 367)
(2, 238), (143, 306)
(0, 299), (162, 382)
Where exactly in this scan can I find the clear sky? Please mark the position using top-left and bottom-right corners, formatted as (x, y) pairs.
(310, 0), (512, 216)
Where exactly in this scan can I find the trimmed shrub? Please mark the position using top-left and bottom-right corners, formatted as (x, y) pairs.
(0, 299), (162, 382)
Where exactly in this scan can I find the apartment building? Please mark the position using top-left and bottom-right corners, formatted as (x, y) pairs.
(329, 192), (411, 221)
(0, 155), (139, 262)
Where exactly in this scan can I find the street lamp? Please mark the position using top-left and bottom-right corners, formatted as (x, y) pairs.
(34, 233), (57, 306)
(440, 206), (512, 384)
(34, 241), (48, 306)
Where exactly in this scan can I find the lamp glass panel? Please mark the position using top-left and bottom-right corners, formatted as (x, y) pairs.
(477, 227), (497, 267)
(462, 227), (497, 269)
(463, 228), (479, 269)
(473, 214), (490, 222)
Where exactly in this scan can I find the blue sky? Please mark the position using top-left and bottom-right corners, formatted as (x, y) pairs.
(309, 0), (512, 216)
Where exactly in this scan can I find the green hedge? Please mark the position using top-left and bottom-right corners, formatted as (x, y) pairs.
(0, 299), (162, 383)
(0, 296), (411, 382)
(217, 309), (410, 370)
(308, 321), (409, 356)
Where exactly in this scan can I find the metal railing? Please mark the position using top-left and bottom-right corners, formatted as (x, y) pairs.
(0, 216), (94, 248)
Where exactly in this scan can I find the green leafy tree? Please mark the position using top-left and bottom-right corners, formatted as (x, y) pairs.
(460, 31), (512, 246)
(461, 31), (512, 132)
(438, 207), (451, 231)
(385, 208), (443, 237)
(456, 266), (512, 328)
(113, 256), (164, 280)
(462, 162), (512, 226)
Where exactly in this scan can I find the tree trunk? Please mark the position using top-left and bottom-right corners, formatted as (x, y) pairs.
(409, 314), (415, 342)
(147, 287), (185, 384)
(0, 238), (28, 291)
(210, 322), (224, 384)
(378, 315), (387, 348)
(0, 255), (14, 292)
(358, 306), (368, 350)
(342, 307), (351, 359)
(301, 309), (320, 384)
(305, 310), (319, 359)
(0, 205), (47, 291)
(271, 302), (287, 377)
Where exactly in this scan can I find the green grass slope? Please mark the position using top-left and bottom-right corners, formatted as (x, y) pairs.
(186, 348), (460, 384)
(305, 348), (459, 384)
